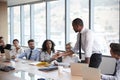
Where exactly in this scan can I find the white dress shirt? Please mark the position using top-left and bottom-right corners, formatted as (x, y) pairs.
(102, 59), (120, 80)
(9, 47), (24, 58)
(57, 54), (80, 67)
(73, 27), (102, 57)
(62, 54), (80, 63)
(40, 51), (56, 62)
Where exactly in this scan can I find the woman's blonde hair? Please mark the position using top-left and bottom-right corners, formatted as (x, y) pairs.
(66, 42), (72, 48)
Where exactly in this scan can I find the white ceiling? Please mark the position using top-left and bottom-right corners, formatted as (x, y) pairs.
(0, 0), (56, 7)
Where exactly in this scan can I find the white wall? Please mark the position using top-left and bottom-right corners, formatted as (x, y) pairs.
(0, 2), (8, 42)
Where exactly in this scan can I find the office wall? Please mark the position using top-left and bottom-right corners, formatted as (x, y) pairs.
(0, 2), (8, 42)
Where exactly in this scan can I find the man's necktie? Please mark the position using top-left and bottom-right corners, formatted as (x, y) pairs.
(79, 33), (82, 59)
(28, 50), (32, 60)
(113, 62), (117, 76)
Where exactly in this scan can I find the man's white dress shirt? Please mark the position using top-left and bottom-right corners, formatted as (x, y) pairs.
(73, 27), (102, 58)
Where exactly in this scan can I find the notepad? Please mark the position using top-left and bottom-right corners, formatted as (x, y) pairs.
(29, 62), (50, 67)
(38, 65), (58, 72)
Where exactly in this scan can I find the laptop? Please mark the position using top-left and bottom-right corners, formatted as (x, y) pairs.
(70, 63), (101, 80)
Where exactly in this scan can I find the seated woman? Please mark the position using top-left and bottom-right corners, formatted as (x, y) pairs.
(38, 39), (56, 62)
(101, 43), (120, 80)
(9, 39), (24, 59)
(54, 42), (80, 67)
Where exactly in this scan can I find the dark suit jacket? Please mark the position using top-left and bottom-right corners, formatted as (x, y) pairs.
(0, 44), (11, 53)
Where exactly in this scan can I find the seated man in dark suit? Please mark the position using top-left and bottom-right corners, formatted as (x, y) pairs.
(0, 36), (11, 53)
(0, 36), (11, 60)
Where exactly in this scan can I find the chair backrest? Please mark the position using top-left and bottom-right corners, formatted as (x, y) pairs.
(70, 63), (101, 80)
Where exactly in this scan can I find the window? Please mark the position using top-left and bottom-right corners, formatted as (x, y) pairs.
(49, 0), (65, 50)
(94, 0), (119, 55)
(13, 6), (20, 41)
(69, 0), (89, 46)
(23, 5), (30, 46)
(8, 8), (10, 43)
(8, 0), (119, 55)
(34, 3), (46, 47)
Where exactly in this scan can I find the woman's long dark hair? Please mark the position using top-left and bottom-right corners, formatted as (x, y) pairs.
(42, 39), (55, 53)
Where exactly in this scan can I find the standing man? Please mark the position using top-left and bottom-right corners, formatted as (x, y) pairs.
(18, 39), (40, 61)
(71, 18), (102, 68)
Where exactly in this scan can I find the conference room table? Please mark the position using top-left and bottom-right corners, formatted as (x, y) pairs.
(0, 59), (83, 80)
